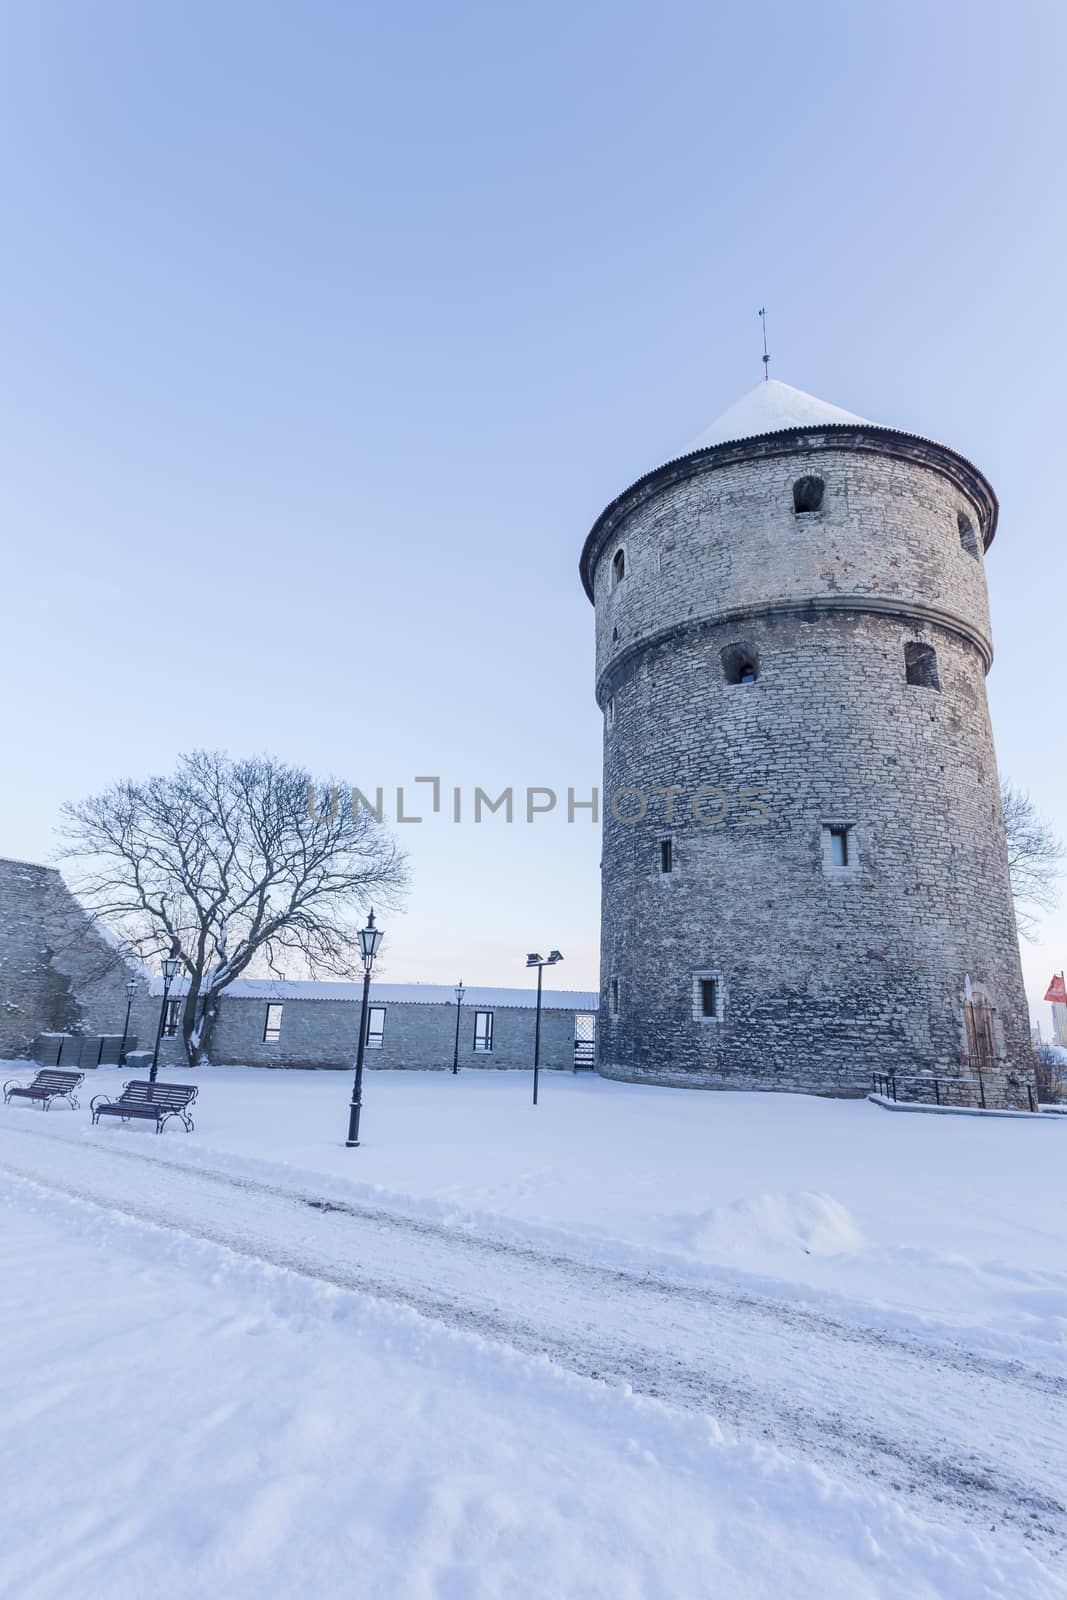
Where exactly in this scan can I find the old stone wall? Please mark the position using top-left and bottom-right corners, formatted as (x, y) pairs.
(210, 995), (581, 1071)
(0, 858), (138, 1057)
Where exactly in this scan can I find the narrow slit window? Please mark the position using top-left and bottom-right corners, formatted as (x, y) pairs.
(692, 970), (722, 1020)
(904, 641), (940, 690)
(958, 512), (980, 559)
(473, 1010), (494, 1052)
(610, 978), (619, 1016)
(366, 1006), (386, 1048)
(606, 695), (616, 729)
(793, 476), (825, 514)
(829, 827), (849, 868)
(611, 548), (626, 588)
(660, 837), (673, 874)
(263, 1002), (283, 1043)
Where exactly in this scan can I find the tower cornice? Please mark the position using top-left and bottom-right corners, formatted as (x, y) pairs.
(594, 597), (994, 707)
(579, 425), (999, 603)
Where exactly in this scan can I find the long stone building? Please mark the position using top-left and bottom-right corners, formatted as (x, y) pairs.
(580, 379), (1035, 1107)
(0, 857), (596, 1073)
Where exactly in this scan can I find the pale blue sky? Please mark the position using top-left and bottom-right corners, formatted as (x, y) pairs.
(1, 2), (1064, 1024)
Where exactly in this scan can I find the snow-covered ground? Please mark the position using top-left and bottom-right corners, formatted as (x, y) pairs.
(1, 1064), (1064, 1596)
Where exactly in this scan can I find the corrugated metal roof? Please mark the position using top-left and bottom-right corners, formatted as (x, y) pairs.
(149, 976), (599, 1011)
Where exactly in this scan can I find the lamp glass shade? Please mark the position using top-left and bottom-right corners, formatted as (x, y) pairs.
(358, 912), (383, 964)
(161, 956), (181, 983)
(126, 980), (138, 1000)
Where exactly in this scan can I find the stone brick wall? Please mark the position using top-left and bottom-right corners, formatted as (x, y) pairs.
(210, 995), (582, 1072)
(0, 858), (138, 1057)
(584, 429), (1035, 1108)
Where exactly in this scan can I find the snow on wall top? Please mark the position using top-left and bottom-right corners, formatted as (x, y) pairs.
(681, 379), (871, 455)
(149, 976), (599, 1011)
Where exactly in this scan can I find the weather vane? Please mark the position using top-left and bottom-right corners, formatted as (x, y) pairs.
(758, 307), (769, 381)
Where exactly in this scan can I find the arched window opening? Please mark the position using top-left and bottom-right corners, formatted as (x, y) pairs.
(793, 475), (825, 515)
(905, 641), (940, 691)
(958, 511), (980, 559)
(611, 548), (626, 588)
(721, 642), (759, 685)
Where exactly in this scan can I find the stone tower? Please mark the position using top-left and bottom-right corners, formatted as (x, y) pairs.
(580, 380), (1033, 1106)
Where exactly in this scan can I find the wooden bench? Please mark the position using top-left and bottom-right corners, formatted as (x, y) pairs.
(4, 1069), (85, 1110)
(90, 1080), (198, 1134)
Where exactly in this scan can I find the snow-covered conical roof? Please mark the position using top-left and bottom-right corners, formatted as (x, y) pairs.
(682, 379), (870, 454)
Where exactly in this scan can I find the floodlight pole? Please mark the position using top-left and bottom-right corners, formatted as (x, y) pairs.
(452, 982), (465, 1074)
(527, 949), (562, 1106)
(533, 962), (544, 1106)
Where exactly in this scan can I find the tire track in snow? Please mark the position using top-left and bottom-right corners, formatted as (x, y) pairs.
(0, 1122), (1064, 1554)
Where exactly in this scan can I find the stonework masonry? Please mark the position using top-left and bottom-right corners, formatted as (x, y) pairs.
(0, 858), (140, 1057)
(581, 420), (1035, 1107)
(0, 857), (595, 1075)
(209, 993), (583, 1073)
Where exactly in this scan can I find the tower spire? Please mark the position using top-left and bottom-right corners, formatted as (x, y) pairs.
(758, 307), (770, 381)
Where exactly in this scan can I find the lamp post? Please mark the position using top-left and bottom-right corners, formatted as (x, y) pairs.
(526, 949), (563, 1105)
(150, 955), (182, 1084)
(119, 978), (138, 1065)
(452, 981), (465, 1074)
(346, 909), (384, 1147)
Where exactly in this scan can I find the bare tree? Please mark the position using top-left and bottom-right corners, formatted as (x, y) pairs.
(1000, 776), (1063, 939)
(60, 751), (407, 1065)
(1033, 1043), (1067, 1105)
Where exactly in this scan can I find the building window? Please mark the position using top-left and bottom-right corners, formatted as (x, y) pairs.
(162, 997), (182, 1037)
(904, 641), (940, 690)
(609, 978), (619, 1016)
(660, 837), (673, 874)
(611, 548), (626, 588)
(822, 823), (858, 872)
(473, 1010), (494, 1052)
(793, 475), (825, 514)
(691, 970), (722, 1021)
(958, 511), (980, 559)
(366, 1006), (386, 1048)
(606, 695), (616, 729)
(721, 642), (759, 685)
(263, 1002), (283, 1043)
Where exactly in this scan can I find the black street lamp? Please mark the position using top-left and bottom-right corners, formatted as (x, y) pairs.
(346, 909), (384, 1147)
(150, 955), (182, 1084)
(119, 978), (138, 1065)
(452, 981), (465, 1074)
(526, 949), (563, 1105)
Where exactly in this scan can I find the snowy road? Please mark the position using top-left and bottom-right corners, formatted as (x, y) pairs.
(1, 1117), (1063, 1560)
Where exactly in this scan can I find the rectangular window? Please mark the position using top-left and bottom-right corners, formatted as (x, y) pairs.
(610, 978), (619, 1016)
(263, 1002), (284, 1043)
(660, 838), (673, 874)
(830, 826), (849, 868)
(691, 970), (723, 1022)
(162, 997), (182, 1038)
(606, 696), (616, 729)
(473, 1010), (494, 1052)
(366, 1006), (386, 1049)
